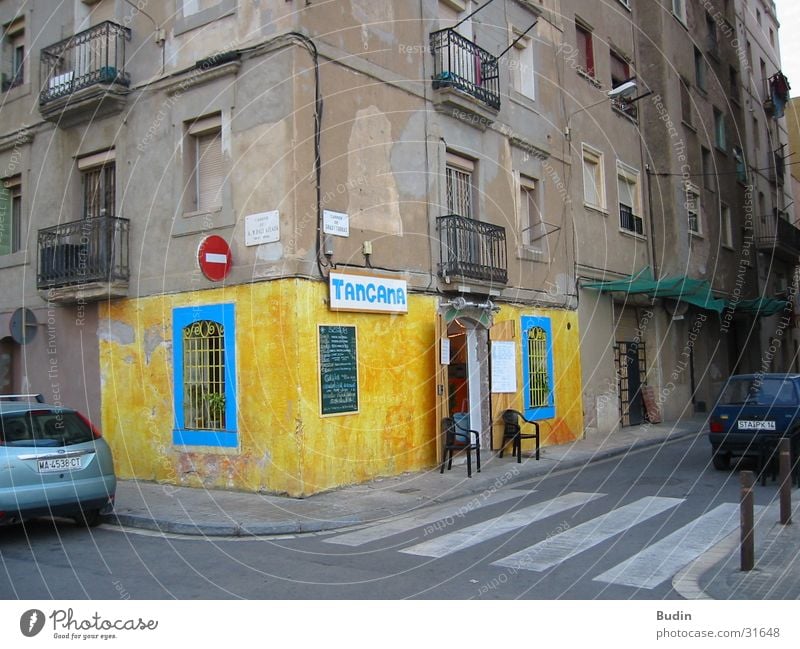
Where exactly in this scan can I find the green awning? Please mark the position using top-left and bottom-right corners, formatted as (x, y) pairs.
(583, 267), (726, 313)
(732, 297), (791, 317)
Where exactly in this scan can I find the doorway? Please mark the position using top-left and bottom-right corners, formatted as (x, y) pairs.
(616, 340), (646, 426)
(446, 318), (486, 446)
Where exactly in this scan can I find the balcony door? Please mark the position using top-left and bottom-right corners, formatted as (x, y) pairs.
(78, 150), (116, 280)
(437, 0), (477, 88)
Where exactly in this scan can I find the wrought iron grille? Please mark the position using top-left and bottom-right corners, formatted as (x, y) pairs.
(437, 214), (507, 284)
(527, 326), (550, 408)
(615, 341), (647, 427)
(37, 215), (129, 289)
(619, 203), (643, 235)
(430, 28), (500, 110)
(183, 320), (226, 431)
(39, 21), (131, 104)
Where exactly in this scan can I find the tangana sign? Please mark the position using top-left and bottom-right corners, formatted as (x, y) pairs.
(328, 271), (408, 314)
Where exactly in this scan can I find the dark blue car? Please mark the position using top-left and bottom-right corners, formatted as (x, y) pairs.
(708, 374), (800, 470)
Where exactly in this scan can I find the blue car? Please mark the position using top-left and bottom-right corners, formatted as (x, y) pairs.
(0, 395), (116, 527)
(708, 374), (800, 471)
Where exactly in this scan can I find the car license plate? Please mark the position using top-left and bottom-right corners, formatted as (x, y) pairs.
(37, 457), (83, 473)
(737, 420), (776, 431)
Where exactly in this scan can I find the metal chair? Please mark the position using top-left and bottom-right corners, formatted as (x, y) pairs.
(441, 417), (481, 477)
(499, 409), (540, 463)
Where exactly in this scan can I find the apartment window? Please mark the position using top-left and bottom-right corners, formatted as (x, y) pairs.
(729, 66), (739, 101)
(78, 151), (116, 219)
(680, 78), (692, 126)
(582, 145), (605, 210)
(721, 202), (733, 248)
(714, 108), (726, 150)
(519, 174), (546, 254)
(173, 303), (237, 447)
(575, 20), (595, 78)
(733, 146), (747, 183)
(769, 28), (775, 48)
(510, 30), (535, 100)
(617, 162), (643, 235)
(445, 152), (474, 218)
(746, 41), (752, 70)
(685, 183), (701, 235)
(672, 0), (687, 24)
(610, 51), (636, 117)
(521, 316), (555, 420)
(753, 115), (760, 151)
(756, 9), (761, 26)
(186, 114), (224, 214)
(706, 13), (719, 57)
(2, 18), (24, 91)
(701, 146), (714, 191)
(694, 47), (706, 91)
(0, 175), (21, 255)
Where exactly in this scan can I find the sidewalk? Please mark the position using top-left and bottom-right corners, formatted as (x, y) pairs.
(101, 414), (800, 599)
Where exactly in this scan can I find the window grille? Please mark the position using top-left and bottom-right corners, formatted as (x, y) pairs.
(183, 320), (226, 430)
(527, 326), (549, 408)
(446, 165), (472, 218)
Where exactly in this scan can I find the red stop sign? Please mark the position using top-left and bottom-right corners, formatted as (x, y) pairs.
(198, 235), (232, 281)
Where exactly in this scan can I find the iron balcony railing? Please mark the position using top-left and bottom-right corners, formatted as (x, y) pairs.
(438, 214), (507, 284)
(430, 28), (500, 110)
(39, 21), (131, 104)
(37, 215), (129, 290)
(755, 212), (800, 260)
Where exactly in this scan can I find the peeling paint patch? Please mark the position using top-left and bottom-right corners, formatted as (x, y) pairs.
(97, 319), (135, 345)
(144, 326), (166, 365)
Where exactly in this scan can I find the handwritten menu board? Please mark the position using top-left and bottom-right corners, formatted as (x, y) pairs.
(318, 325), (359, 416)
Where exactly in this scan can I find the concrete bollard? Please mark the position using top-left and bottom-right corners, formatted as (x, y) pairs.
(741, 470), (754, 572)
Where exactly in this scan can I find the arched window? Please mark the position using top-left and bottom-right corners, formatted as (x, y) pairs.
(173, 303), (237, 447)
(521, 316), (555, 419)
(183, 320), (225, 430)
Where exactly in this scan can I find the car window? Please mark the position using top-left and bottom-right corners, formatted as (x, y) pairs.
(0, 411), (94, 447)
(718, 378), (797, 406)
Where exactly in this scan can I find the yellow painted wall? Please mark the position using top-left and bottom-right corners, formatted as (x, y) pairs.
(492, 306), (584, 450)
(99, 281), (582, 497)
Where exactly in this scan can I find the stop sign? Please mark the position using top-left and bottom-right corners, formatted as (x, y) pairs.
(198, 235), (232, 281)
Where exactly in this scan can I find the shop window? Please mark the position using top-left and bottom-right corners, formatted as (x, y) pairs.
(173, 303), (237, 447)
(521, 316), (555, 420)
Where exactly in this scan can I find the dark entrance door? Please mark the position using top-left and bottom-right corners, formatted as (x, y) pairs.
(617, 341), (646, 426)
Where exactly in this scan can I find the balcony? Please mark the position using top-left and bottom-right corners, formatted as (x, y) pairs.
(768, 148), (786, 186)
(37, 215), (130, 303)
(755, 212), (800, 263)
(437, 214), (507, 287)
(430, 28), (500, 126)
(39, 21), (131, 127)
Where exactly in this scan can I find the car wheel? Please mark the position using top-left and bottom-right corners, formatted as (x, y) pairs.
(712, 452), (731, 471)
(74, 508), (102, 528)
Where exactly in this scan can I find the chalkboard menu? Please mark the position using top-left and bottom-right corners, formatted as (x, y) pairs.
(318, 325), (359, 416)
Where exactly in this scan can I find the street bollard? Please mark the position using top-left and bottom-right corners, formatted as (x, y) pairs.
(741, 470), (754, 572)
(779, 438), (792, 525)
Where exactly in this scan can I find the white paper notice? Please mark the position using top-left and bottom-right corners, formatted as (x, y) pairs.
(491, 341), (517, 393)
(440, 338), (450, 365)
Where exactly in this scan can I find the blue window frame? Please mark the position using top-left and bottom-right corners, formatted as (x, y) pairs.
(521, 316), (555, 420)
(172, 303), (237, 447)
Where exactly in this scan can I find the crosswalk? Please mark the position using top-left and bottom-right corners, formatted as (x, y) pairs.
(324, 490), (762, 591)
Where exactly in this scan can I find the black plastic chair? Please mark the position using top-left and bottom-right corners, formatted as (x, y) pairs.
(441, 417), (481, 477)
(499, 409), (540, 463)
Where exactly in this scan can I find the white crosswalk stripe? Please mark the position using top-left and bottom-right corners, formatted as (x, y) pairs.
(399, 492), (605, 558)
(324, 489), (530, 547)
(492, 496), (683, 572)
(593, 502), (765, 589)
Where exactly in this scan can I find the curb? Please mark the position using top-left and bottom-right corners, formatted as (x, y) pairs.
(101, 426), (705, 537)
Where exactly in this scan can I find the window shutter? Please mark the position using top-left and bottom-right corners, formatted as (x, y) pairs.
(197, 131), (224, 212)
(0, 185), (11, 255)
